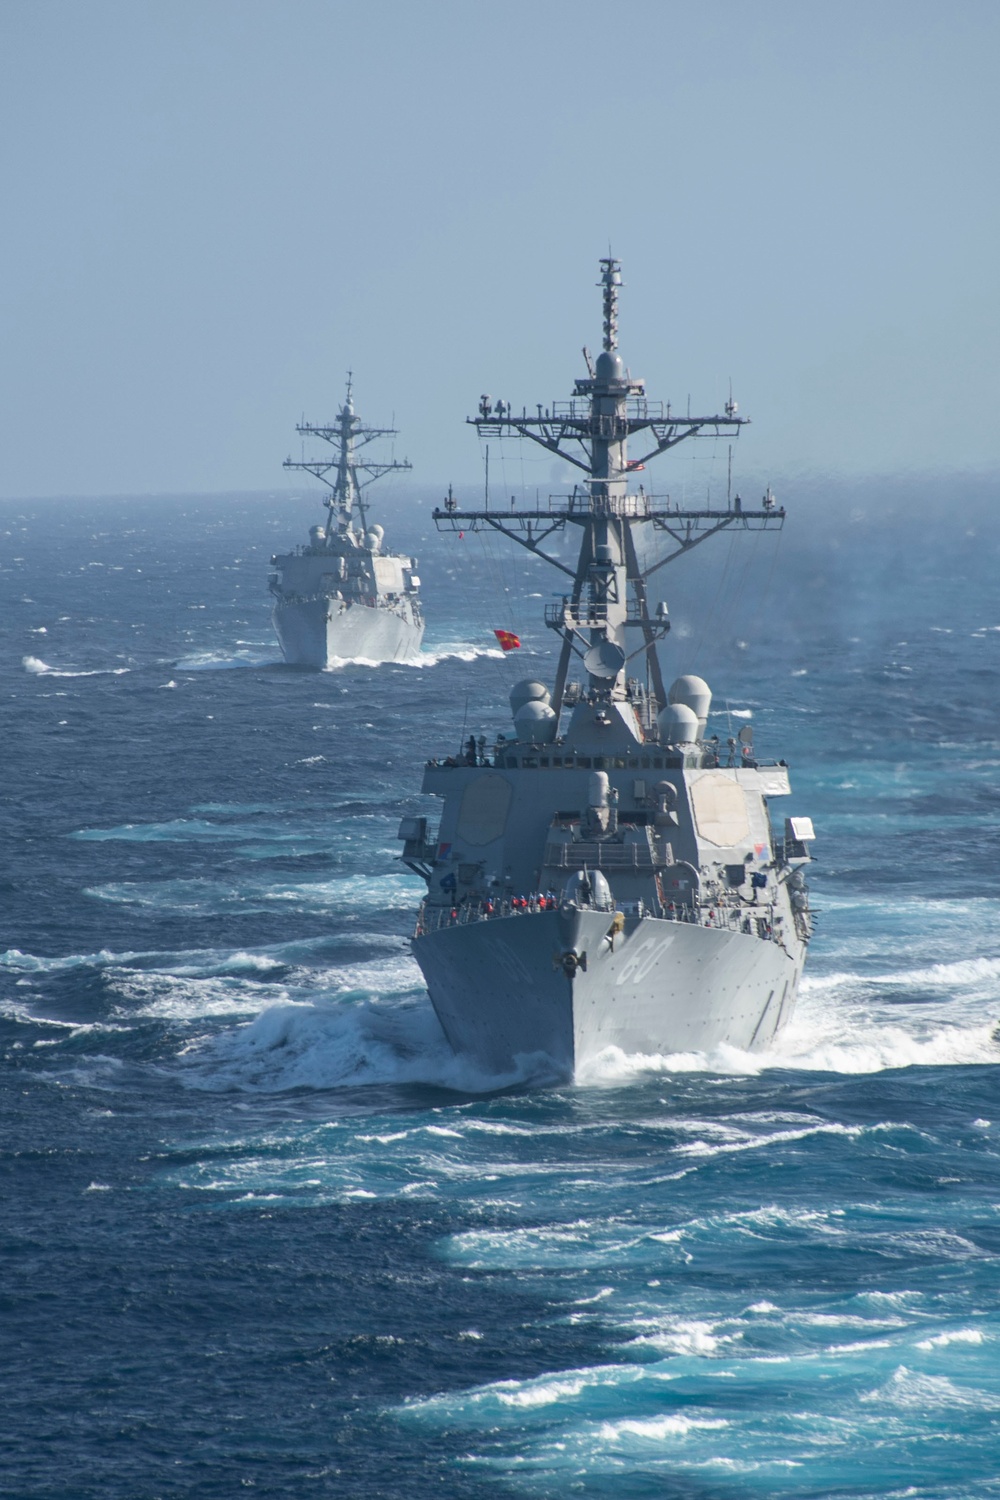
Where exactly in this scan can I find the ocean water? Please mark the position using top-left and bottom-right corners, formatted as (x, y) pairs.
(3, 484), (1000, 1498)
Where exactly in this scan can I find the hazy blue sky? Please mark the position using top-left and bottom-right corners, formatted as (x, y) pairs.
(2, 0), (998, 499)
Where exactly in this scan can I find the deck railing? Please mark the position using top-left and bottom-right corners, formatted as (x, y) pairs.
(414, 898), (777, 941)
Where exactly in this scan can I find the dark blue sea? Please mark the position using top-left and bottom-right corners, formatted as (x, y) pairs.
(3, 480), (1000, 1498)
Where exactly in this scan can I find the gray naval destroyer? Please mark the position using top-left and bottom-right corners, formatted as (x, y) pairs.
(397, 259), (815, 1080)
(270, 379), (424, 667)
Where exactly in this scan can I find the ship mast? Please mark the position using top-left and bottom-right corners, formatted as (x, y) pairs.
(284, 374), (412, 542)
(435, 258), (784, 722)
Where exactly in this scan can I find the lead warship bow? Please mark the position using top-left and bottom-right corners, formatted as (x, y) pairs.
(398, 261), (814, 1079)
(270, 379), (424, 667)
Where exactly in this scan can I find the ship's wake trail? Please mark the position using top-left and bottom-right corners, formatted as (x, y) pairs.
(416, 643), (506, 667)
(320, 642), (506, 671)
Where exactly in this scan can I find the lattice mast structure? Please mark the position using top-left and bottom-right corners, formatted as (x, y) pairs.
(284, 375), (412, 543)
(435, 259), (783, 722)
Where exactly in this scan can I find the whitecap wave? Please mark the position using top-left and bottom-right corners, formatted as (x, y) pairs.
(22, 655), (129, 677)
(1, 945), (148, 975)
(915, 1328), (984, 1351)
(618, 1318), (726, 1357)
(861, 1365), (1000, 1410)
(599, 1413), (728, 1442)
(109, 945), (419, 1023)
(106, 969), (291, 1021)
(1, 934), (400, 987)
(405, 1362), (643, 1422)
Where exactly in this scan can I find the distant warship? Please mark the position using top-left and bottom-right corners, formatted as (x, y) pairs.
(398, 260), (814, 1079)
(270, 379), (423, 667)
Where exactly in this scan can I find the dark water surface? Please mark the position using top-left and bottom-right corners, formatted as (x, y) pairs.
(3, 486), (1000, 1497)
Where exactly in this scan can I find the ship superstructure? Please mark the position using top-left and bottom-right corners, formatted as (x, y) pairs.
(397, 260), (814, 1079)
(270, 379), (423, 666)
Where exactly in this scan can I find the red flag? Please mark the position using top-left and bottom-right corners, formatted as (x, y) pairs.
(493, 629), (521, 652)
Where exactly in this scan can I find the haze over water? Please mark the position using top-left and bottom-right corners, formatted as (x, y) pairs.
(3, 479), (1000, 1496)
(3, 2), (999, 501)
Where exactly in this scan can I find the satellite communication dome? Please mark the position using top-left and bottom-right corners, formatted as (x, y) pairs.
(513, 700), (557, 744)
(669, 674), (711, 718)
(657, 702), (699, 745)
(668, 674), (712, 735)
(509, 679), (550, 715)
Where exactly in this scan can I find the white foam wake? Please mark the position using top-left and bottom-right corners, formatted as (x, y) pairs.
(174, 648), (282, 670)
(179, 993), (550, 1094)
(322, 654), (387, 670)
(575, 946), (1000, 1084)
(576, 1021), (1000, 1086)
(3, 932), (548, 1093)
(801, 953), (1000, 997)
(416, 643), (506, 667)
(320, 643), (506, 671)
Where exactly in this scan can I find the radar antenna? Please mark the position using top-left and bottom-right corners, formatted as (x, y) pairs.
(599, 256), (621, 352)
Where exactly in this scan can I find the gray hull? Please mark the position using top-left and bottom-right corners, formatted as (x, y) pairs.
(273, 597), (424, 668)
(414, 909), (801, 1079)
